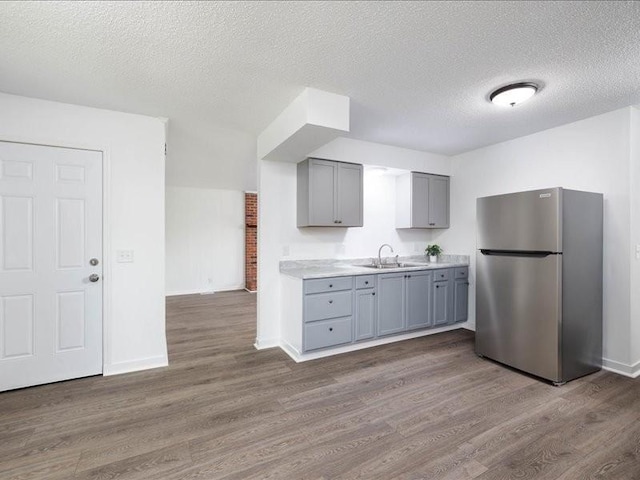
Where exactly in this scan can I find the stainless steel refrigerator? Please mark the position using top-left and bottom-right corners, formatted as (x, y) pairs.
(476, 187), (603, 385)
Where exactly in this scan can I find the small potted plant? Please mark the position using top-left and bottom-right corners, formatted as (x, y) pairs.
(425, 244), (442, 263)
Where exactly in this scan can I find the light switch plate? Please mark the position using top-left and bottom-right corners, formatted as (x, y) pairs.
(117, 250), (134, 263)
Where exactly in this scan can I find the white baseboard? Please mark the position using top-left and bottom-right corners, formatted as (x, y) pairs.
(254, 337), (280, 350)
(279, 339), (302, 361)
(166, 285), (245, 297)
(602, 357), (640, 378)
(103, 355), (168, 376)
(279, 324), (464, 363)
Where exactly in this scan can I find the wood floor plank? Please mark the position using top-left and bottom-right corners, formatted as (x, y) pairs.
(2, 290), (640, 479)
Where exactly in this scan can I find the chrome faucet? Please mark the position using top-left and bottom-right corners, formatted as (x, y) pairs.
(378, 244), (394, 266)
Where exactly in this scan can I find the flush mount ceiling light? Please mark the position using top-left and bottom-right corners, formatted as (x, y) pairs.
(368, 166), (389, 176)
(489, 82), (539, 107)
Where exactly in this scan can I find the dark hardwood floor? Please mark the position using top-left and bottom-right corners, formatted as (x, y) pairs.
(1, 290), (640, 479)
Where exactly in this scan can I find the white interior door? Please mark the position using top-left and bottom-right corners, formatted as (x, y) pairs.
(0, 141), (102, 391)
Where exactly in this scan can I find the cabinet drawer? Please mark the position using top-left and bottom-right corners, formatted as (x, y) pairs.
(304, 317), (353, 351)
(304, 276), (352, 294)
(304, 290), (353, 322)
(454, 267), (468, 279)
(355, 275), (375, 289)
(433, 269), (451, 282)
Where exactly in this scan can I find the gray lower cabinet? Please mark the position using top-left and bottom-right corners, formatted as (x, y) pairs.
(432, 268), (453, 326)
(453, 267), (469, 323)
(297, 158), (363, 227)
(304, 317), (352, 351)
(301, 267), (469, 353)
(355, 288), (376, 340)
(303, 276), (354, 352)
(377, 272), (405, 336)
(304, 290), (352, 322)
(405, 271), (432, 330)
(432, 279), (452, 326)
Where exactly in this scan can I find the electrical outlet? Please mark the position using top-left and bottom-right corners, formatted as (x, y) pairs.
(116, 250), (134, 263)
(636, 244), (640, 260)
(282, 245), (290, 256)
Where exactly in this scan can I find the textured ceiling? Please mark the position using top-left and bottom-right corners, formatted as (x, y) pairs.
(1, 1), (640, 189)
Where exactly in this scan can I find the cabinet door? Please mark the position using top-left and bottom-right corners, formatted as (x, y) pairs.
(355, 288), (376, 341)
(411, 173), (430, 228)
(308, 159), (337, 226)
(454, 279), (469, 323)
(406, 271), (432, 330)
(428, 175), (449, 228)
(432, 279), (452, 326)
(377, 273), (405, 336)
(337, 163), (363, 227)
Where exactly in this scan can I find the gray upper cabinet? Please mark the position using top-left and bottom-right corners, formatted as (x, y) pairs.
(297, 158), (363, 227)
(405, 271), (432, 330)
(377, 272), (405, 336)
(428, 175), (449, 228)
(396, 172), (450, 229)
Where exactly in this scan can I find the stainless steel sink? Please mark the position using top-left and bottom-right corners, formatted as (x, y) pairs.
(357, 262), (429, 269)
(358, 264), (402, 269)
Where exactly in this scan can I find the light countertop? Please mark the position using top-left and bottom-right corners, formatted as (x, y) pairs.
(280, 255), (470, 280)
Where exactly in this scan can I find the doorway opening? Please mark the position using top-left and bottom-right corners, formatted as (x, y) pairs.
(245, 192), (257, 292)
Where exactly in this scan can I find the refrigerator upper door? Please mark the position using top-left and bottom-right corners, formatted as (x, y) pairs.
(476, 251), (561, 382)
(477, 188), (562, 252)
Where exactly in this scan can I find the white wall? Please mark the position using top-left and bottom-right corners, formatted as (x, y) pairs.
(166, 186), (245, 295)
(166, 121), (257, 191)
(435, 108), (633, 370)
(630, 107), (640, 366)
(0, 92), (167, 375)
(257, 137), (449, 347)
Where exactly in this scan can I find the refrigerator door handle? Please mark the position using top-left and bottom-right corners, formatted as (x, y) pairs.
(480, 249), (560, 257)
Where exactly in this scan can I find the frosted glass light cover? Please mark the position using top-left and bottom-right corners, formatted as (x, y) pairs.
(490, 83), (538, 107)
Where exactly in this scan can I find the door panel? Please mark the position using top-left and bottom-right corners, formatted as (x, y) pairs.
(0, 141), (102, 391)
(308, 159), (336, 226)
(1, 294), (34, 359)
(336, 163), (363, 227)
(428, 175), (449, 227)
(1, 195), (34, 271)
(476, 252), (561, 381)
(377, 273), (405, 336)
(432, 280), (450, 326)
(355, 289), (376, 341)
(406, 272), (431, 330)
(56, 291), (86, 352)
(454, 279), (469, 323)
(56, 198), (85, 269)
(477, 188), (562, 252)
(411, 173), (429, 227)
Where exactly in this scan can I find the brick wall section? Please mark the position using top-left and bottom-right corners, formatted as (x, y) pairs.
(245, 193), (258, 291)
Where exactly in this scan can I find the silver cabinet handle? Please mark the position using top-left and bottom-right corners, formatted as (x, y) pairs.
(89, 274), (100, 283)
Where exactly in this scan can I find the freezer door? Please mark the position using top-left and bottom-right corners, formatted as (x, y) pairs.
(477, 188), (562, 252)
(476, 251), (561, 382)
